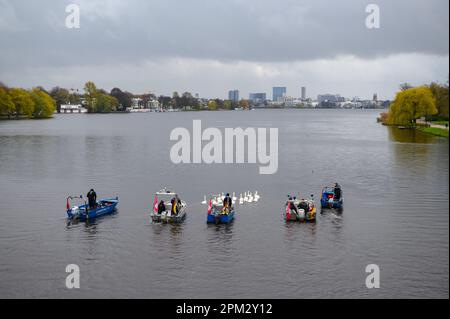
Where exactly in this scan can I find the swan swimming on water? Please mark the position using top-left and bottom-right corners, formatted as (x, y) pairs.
(254, 191), (260, 202)
(247, 191), (254, 203)
(201, 195), (207, 205)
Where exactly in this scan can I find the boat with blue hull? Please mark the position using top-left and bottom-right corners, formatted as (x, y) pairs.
(66, 196), (119, 221)
(206, 197), (235, 224)
(320, 186), (343, 209)
(207, 209), (235, 224)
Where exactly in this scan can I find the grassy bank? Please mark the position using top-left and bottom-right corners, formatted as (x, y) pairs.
(430, 120), (449, 126)
(418, 127), (449, 137)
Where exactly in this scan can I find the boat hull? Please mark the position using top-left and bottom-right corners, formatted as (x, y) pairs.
(67, 198), (119, 221)
(284, 209), (316, 222)
(320, 199), (344, 209)
(321, 187), (344, 209)
(151, 208), (187, 224)
(207, 210), (235, 224)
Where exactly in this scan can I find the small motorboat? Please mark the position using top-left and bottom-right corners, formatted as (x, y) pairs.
(206, 196), (235, 224)
(151, 188), (187, 223)
(284, 195), (316, 222)
(320, 186), (344, 209)
(66, 195), (119, 221)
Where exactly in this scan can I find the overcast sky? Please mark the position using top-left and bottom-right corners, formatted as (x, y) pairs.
(0, 0), (448, 99)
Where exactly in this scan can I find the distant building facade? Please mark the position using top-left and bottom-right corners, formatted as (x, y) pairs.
(272, 87), (287, 102)
(317, 94), (345, 103)
(249, 93), (267, 104)
(60, 104), (87, 113)
(228, 90), (239, 102)
(301, 87), (306, 100)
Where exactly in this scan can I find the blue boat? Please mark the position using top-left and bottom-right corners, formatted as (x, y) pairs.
(320, 186), (343, 209)
(206, 198), (235, 224)
(66, 195), (119, 221)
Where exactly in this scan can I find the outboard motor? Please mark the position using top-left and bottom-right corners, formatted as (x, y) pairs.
(298, 209), (306, 220)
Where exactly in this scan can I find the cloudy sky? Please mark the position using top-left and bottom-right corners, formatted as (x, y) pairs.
(0, 0), (448, 99)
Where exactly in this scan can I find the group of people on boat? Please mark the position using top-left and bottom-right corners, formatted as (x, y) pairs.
(286, 195), (312, 214)
(157, 194), (182, 215)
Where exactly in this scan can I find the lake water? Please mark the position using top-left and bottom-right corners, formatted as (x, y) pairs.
(0, 109), (448, 298)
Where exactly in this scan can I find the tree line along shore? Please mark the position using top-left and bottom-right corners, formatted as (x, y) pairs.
(1, 81), (252, 119)
(378, 82), (449, 138)
(1, 80), (448, 139)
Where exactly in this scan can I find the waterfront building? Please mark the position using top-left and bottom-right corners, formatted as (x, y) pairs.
(317, 94), (345, 103)
(228, 90), (239, 102)
(60, 104), (87, 113)
(273, 87), (287, 102)
(249, 93), (267, 104)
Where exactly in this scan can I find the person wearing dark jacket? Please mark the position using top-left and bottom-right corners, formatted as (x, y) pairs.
(223, 193), (232, 208)
(87, 189), (97, 209)
(334, 183), (342, 201)
(158, 200), (166, 214)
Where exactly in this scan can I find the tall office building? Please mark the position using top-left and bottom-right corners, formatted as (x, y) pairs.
(301, 87), (306, 100)
(228, 90), (239, 102)
(272, 87), (287, 102)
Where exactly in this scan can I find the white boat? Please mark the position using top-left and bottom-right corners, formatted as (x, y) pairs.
(151, 188), (187, 223)
(127, 107), (151, 113)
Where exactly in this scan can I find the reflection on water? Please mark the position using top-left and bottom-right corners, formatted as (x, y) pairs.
(283, 221), (317, 244)
(388, 126), (438, 144)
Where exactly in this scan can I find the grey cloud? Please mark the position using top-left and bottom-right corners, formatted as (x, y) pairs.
(0, 0), (448, 99)
(0, 0), (448, 71)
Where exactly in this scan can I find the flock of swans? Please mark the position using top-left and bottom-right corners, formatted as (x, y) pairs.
(201, 191), (261, 206)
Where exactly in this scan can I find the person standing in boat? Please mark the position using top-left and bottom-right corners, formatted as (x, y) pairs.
(87, 189), (97, 209)
(334, 183), (342, 201)
(223, 193), (232, 214)
(171, 197), (178, 215)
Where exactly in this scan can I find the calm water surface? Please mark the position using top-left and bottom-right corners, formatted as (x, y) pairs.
(0, 109), (448, 298)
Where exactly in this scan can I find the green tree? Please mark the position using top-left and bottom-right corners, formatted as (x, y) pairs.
(31, 88), (56, 118)
(171, 91), (180, 109)
(50, 87), (70, 112)
(9, 88), (34, 119)
(207, 100), (218, 110)
(428, 82), (449, 120)
(158, 95), (172, 109)
(223, 100), (233, 110)
(95, 94), (118, 113)
(387, 86), (437, 126)
(0, 87), (15, 119)
(84, 81), (98, 113)
(110, 88), (133, 111)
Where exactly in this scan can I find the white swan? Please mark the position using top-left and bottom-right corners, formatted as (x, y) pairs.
(247, 191), (254, 203)
(243, 192), (249, 202)
(232, 192), (237, 202)
(201, 195), (207, 205)
(239, 193), (244, 205)
(254, 191), (260, 202)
